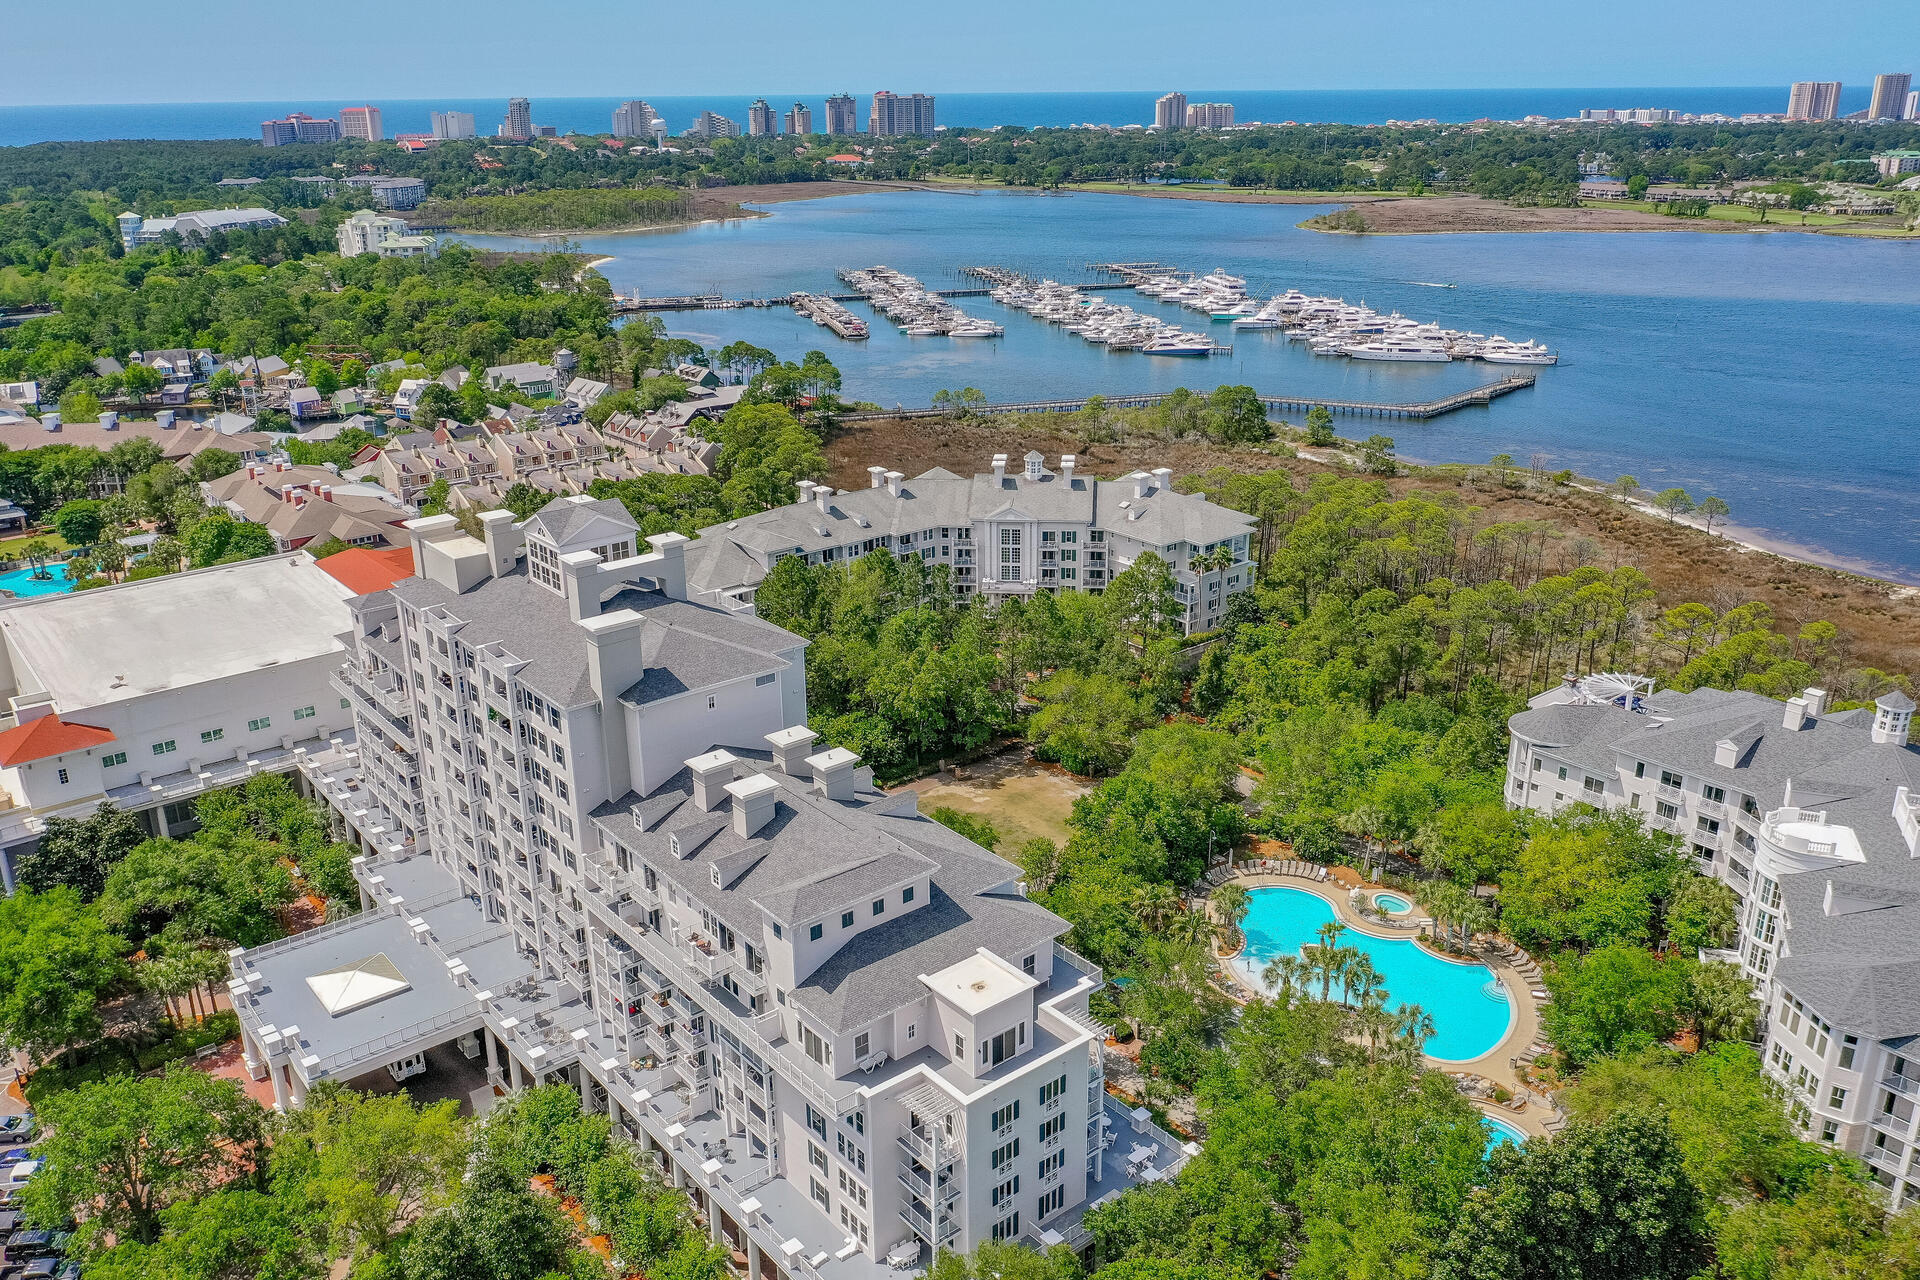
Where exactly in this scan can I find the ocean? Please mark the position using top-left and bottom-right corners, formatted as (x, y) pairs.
(0, 87), (1876, 147)
(456, 189), (1920, 583)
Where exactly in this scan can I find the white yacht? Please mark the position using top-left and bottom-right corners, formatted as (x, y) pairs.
(1345, 339), (1452, 362)
(1480, 337), (1559, 365)
(1144, 333), (1214, 356)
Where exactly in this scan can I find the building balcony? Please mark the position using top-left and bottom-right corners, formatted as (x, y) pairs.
(1695, 797), (1726, 820)
(896, 1162), (960, 1207)
(897, 1198), (960, 1249)
(1656, 782), (1685, 803)
(1885, 1074), (1920, 1098)
(896, 1126), (956, 1168)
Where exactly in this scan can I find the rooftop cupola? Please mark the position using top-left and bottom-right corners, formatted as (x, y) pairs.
(1024, 450), (1044, 481)
(1873, 690), (1915, 746)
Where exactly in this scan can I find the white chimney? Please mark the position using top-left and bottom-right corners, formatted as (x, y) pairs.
(867, 465), (886, 489)
(685, 750), (739, 813)
(807, 747), (861, 803)
(157, 410), (175, 430)
(991, 454), (1007, 482)
(1152, 466), (1173, 492)
(795, 480), (816, 506)
(1060, 454), (1076, 485)
(815, 486), (832, 516)
(1784, 696), (1810, 731)
(885, 470), (903, 497)
(1132, 472), (1150, 499)
(41, 412), (59, 431)
(99, 410), (118, 431)
(727, 774), (780, 840)
(766, 725), (818, 776)
(321, 485), (334, 503)
(1803, 687), (1829, 718)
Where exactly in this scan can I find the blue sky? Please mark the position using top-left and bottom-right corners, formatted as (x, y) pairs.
(6, 0), (1916, 104)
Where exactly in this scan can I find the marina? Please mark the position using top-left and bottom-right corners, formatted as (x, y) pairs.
(837, 266), (1005, 338)
(1091, 262), (1559, 365)
(468, 187), (1920, 581)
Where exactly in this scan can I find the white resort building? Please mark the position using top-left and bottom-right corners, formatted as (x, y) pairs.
(228, 496), (1190, 1277)
(682, 452), (1256, 634)
(0, 555), (358, 890)
(1507, 674), (1920, 1203)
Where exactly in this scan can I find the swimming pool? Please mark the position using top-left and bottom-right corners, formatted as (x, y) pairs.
(0, 566), (73, 598)
(1373, 892), (1414, 915)
(1231, 886), (1514, 1062)
(1481, 1113), (1527, 1158)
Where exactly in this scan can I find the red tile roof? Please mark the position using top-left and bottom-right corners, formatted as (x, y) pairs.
(316, 546), (416, 596)
(0, 714), (116, 766)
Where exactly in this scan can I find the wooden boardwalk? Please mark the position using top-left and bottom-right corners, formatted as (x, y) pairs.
(840, 376), (1536, 423)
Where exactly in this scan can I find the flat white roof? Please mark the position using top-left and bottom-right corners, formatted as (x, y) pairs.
(921, 949), (1037, 1016)
(0, 553), (356, 710)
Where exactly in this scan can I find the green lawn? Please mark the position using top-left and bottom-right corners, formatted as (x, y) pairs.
(0, 530), (70, 558)
(1602, 199), (1855, 228)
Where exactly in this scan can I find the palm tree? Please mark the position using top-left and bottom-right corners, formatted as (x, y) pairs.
(18, 539), (53, 581)
(1343, 954), (1381, 1007)
(1312, 920), (1348, 1001)
(1132, 883), (1183, 934)
(1339, 805), (1388, 880)
(1262, 953), (1309, 1002)
(1394, 1003), (1436, 1059)
(138, 954), (195, 1029)
(1211, 883), (1251, 953)
(1354, 992), (1395, 1055)
(1167, 907), (1212, 949)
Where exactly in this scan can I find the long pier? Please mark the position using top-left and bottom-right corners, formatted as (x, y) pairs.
(839, 376), (1536, 423)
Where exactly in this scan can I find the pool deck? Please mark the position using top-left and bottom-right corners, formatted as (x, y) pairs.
(1205, 864), (1558, 1139)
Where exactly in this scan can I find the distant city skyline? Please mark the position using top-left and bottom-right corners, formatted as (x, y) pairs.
(2, 0), (1913, 105)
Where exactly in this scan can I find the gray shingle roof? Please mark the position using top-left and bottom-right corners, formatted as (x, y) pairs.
(590, 761), (1065, 1032)
(521, 495), (637, 547)
(391, 564), (798, 707)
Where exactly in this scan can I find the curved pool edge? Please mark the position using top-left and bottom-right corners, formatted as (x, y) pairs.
(1217, 873), (1538, 1073)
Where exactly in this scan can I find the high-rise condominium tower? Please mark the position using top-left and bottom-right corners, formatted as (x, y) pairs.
(1786, 81), (1842, 121)
(869, 91), (936, 137)
(431, 111), (477, 140)
(612, 100), (657, 138)
(1154, 92), (1188, 130)
(502, 97), (534, 140)
(784, 102), (813, 135)
(1870, 73), (1913, 120)
(748, 99), (776, 137)
(824, 93), (858, 135)
(340, 105), (383, 141)
(1184, 102), (1234, 129)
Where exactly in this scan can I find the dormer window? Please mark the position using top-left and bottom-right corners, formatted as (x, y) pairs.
(711, 866), (722, 889)
(668, 832), (681, 858)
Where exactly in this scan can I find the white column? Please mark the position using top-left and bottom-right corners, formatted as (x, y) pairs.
(577, 1065), (592, 1110)
(509, 1051), (526, 1091)
(484, 1029), (502, 1085)
(269, 1062), (290, 1111)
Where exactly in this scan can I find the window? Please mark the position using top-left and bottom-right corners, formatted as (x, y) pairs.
(854, 1032), (870, 1060)
(842, 910), (854, 929)
(248, 716), (271, 731)
(809, 922), (823, 941)
(999, 527), (1023, 582)
(992, 1100), (1021, 1131)
(1703, 784), (1726, 803)
(1583, 776), (1605, 795)
(1039, 1075), (1067, 1106)
(809, 1177), (830, 1210)
(1840, 1036), (1859, 1070)
(706, 694), (717, 711)
(153, 739), (177, 756)
(1039, 1186), (1065, 1217)
(803, 1025), (829, 1067)
(808, 1142), (827, 1173)
(56, 768), (68, 785)
(1696, 816), (1721, 835)
(294, 705), (316, 721)
(200, 728), (224, 744)
(1660, 769), (1682, 788)
(991, 1176), (1020, 1207)
(772, 923), (782, 939)
(991, 1213), (1021, 1243)
(1038, 1150), (1066, 1178)
(903, 885), (914, 904)
(1822, 1120), (1841, 1143)
(1023, 953), (1036, 975)
(805, 1105), (828, 1140)
(101, 751), (126, 768)
(1634, 761), (1646, 778)
(954, 1033), (966, 1060)
(990, 1139), (1020, 1170)
(1655, 800), (1680, 820)
(1830, 1086), (1849, 1109)
(756, 673), (775, 686)
(871, 897), (884, 917)
(906, 1022), (916, 1041)
(1039, 1115), (1066, 1142)
(1556, 765), (1568, 781)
